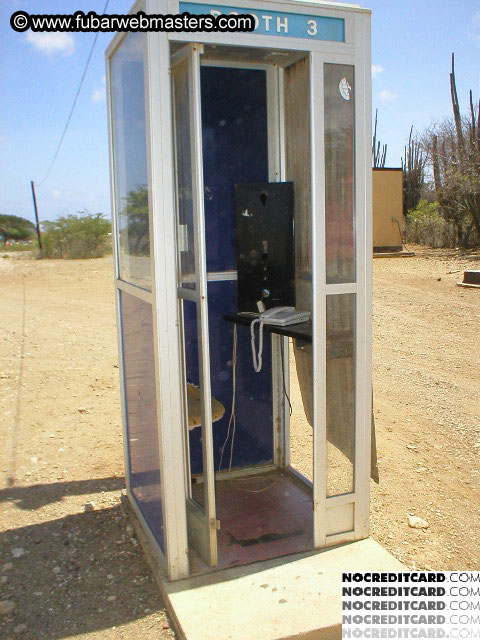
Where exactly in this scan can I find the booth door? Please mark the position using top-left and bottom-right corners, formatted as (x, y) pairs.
(172, 44), (218, 567)
(309, 55), (371, 548)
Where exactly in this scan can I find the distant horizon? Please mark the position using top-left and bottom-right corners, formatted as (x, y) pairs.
(1, 0), (479, 223)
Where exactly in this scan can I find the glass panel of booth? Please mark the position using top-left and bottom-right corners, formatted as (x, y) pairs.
(326, 293), (355, 496)
(172, 58), (196, 290)
(110, 32), (151, 291)
(283, 55), (315, 486)
(324, 63), (355, 285)
(119, 291), (164, 550)
(180, 298), (209, 504)
(171, 45), (219, 567)
(323, 63), (356, 499)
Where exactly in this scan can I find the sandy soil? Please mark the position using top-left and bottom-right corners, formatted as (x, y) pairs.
(370, 247), (479, 570)
(1, 246), (479, 638)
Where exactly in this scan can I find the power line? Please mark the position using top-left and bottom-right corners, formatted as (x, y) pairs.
(38, 0), (110, 187)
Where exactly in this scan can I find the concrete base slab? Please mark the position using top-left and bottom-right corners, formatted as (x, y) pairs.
(373, 251), (415, 258)
(165, 540), (405, 640)
(149, 537), (404, 638)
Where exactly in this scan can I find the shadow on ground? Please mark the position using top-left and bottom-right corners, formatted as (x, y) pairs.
(0, 480), (172, 639)
(418, 247), (480, 261)
(0, 476), (125, 510)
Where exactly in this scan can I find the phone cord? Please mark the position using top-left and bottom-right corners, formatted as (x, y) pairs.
(250, 318), (264, 373)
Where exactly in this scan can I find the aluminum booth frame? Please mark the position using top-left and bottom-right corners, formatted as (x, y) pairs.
(106, 0), (372, 581)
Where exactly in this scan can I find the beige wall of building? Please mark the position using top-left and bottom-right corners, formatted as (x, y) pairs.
(372, 168), (404, 251)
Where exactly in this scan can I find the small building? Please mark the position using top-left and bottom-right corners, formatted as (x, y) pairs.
(372, 167), (407, 255)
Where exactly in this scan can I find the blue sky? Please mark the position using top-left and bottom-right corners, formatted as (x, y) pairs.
(1, 0), (479, 223)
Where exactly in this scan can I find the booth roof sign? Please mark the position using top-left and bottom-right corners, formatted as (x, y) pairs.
(178, 2), (345, 41)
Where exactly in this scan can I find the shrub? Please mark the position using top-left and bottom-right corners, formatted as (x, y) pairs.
(0, 241), (34, 252)
(405, 199), (479, 247)
(405, 199), (447, 248)
(40, 213), (111, 259)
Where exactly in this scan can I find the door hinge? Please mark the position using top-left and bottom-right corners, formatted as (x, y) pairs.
(210, 518), (221, 530)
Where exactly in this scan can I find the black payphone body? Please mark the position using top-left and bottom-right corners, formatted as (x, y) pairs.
(235, 182), (295, 312)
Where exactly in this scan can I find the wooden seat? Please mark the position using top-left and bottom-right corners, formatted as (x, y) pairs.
(187, 384), (225, 430)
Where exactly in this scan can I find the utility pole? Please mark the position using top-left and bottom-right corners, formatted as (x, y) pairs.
(30, 180), (43, 252)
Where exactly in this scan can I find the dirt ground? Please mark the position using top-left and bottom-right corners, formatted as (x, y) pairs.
(1, 246), (479, 638)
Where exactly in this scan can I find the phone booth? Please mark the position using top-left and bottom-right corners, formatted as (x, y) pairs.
(106, 0), (375, 582)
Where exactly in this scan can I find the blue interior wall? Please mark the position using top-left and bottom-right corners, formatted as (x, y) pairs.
(202, 67), (269, 272)
(186, 66), (273, 473)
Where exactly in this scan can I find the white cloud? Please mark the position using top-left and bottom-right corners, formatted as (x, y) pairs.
(25, 32), (75, 57)
(92, 76), (106, 103)
(92, 87), (106, 103)
(371, 64), (384, 79)
(469, 11), (480, 46)
(51, 189), (62, 199)
(379, 89), (399, 103)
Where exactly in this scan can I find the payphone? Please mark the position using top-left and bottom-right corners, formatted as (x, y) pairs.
(235, 181), (295, 311)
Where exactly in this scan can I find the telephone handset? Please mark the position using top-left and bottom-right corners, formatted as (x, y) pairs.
(251, 306), (311, 372)
(259, 306), (310, 326)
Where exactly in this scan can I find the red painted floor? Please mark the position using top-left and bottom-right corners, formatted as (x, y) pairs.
(190, 470), (313, 573)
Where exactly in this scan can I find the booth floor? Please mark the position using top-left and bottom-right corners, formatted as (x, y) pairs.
(191, 470), (313, 572)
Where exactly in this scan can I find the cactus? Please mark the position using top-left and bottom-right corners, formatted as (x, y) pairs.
(402, 126), (426, 215)
(431, 53), (480, 244)
(372, 109), (387, 168)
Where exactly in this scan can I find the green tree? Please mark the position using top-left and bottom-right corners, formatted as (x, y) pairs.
(119, 184), (149, 256)
(0, 214), (35, 244)
(41, 212), (111, 259)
